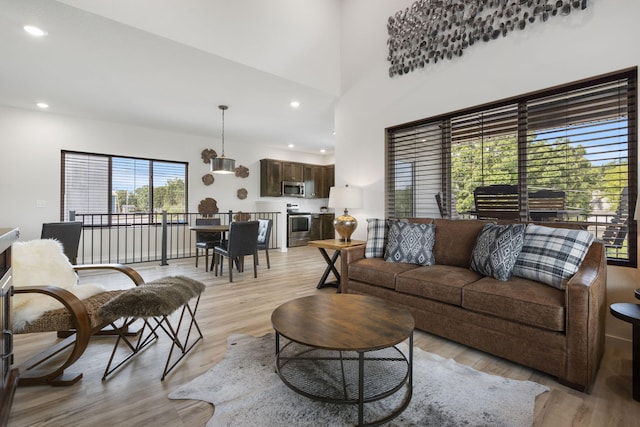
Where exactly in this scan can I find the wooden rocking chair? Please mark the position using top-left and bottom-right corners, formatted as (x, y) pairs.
(12, 239), (145, 386)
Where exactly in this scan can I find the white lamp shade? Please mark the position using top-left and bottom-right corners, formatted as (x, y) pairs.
(328, 186), (363, 210)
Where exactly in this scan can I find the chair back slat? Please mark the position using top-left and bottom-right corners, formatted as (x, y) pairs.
(473, 185), (519, 220)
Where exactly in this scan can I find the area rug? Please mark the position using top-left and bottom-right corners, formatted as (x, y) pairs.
(168, 334), (548, 426)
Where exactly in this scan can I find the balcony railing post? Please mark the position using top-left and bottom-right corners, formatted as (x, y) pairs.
(69, 210), (76, 221)
(161, 210), (168, 266)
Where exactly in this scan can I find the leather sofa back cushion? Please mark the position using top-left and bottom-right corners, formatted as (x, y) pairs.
(462, 276), (566, 332)
(432, 219), (488, 268)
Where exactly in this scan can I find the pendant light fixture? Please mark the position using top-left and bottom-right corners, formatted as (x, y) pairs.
(210, 105), (236, 174)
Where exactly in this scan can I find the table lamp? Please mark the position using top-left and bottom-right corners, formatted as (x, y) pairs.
(328, 185), (363, 242)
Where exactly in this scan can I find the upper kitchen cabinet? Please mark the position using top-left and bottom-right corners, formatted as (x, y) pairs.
(260, 159), (283, 197)
(282, 162), (304, 182)
(304, 165), (323, 199)
(323, 165), (335, 198)
(261, 159), (334, 198)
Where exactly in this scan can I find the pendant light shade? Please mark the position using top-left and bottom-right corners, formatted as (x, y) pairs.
(211, 105), (236, 174)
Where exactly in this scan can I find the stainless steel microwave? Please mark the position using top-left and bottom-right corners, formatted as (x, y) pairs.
(282, 181), (305, 197)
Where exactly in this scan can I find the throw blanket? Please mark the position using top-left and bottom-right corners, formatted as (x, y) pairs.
(12, 239), (107, 331)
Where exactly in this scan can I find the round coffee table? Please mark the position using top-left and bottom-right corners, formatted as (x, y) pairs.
(271, 294), (415, 426)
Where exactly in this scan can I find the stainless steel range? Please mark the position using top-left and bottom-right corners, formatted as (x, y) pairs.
(287, 204), (311, 247)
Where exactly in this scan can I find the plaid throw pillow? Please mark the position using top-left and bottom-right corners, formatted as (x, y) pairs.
(512, 224), (594, 289)
(365, 218), (388, 258)
(384, 222), (435, 266)
(470, 224), (526, 281)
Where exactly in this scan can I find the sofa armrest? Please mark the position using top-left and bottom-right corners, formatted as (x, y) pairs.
(340, 245), (366, 293)
(563, 241), (607, 390)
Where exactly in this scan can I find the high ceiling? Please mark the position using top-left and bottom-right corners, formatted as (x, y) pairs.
(0, 0), (340, 154)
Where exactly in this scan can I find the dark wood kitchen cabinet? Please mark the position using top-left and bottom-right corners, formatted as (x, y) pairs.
(304, 165), (323, 199)
(0, 227), (19, 427)
(260, 159), (283, 197)
(321, 214), (335, 239)
(261, 159), (334, 198)
(282, 162), (304, 182)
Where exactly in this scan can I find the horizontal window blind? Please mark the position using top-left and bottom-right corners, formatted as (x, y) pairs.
(386, 67), (637, 266)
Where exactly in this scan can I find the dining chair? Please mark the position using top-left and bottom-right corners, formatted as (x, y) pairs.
(195, 218), (223, 272)
(41, 221), (83, 264)
(213, 221), (259, 282)
(256, 218), (273, 269)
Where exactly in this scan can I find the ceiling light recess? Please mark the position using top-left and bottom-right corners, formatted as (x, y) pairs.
(24, 25), (47, 37)
(36, 102), (49, 109)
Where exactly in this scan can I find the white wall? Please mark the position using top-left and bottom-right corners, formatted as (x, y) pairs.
(0, 105), (329, 242)
(58, 0), (341, 95)
(337, 0), (640, 348)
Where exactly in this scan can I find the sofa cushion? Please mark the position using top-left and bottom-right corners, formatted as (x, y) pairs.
(462, 276), (566, 332)
(396, 265), (483, 306)
(433, 219), (490, 268)
(512, 223), (594, 290)
(349, 258), (419, 290)
(385, 222), (435, 266)
(470, 223), (526, 281)
(365, 218), (388, 258)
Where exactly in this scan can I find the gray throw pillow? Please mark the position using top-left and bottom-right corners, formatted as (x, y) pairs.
(365, 218), (388, 258)
(512, 223), (594, 289)
(384, 222), (435, 266)
(470, 224), (526, 281)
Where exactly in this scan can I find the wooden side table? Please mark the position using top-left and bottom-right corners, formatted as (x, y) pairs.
(610, 302), (640, 401)
(307, 239), (366, 292)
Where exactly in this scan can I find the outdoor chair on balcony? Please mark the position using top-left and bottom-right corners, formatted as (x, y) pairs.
(473, 185), (520, 220)
(601, 186), (630, 250)
(528, 190), (566, 221)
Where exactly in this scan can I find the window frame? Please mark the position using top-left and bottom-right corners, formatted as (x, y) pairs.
(61, 150), (189, 226)
(386, 67), (638, 267)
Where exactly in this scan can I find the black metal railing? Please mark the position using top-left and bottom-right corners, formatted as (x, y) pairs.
(70, 210), (280, 265)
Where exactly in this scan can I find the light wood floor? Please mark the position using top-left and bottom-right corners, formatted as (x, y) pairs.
(8, 246), (640, 426)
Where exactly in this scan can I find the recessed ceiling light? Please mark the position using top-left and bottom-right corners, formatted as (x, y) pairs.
(24, 25), (47, 37)
(320, 149), (326, 153)
(36, 102), (49, 109)
(290, 101), (300, 109)
(288, 144), (295, 148)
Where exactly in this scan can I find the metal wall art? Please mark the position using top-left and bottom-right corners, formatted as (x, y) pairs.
(387, 0), (588, 76)
(198, 197), (219, 217)
(235, 165), (250, 178)
(201, 148), (217, 164)
(202, 173), (214, 186)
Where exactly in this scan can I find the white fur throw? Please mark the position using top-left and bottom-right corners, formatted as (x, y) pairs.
(12, 239), (106, 331)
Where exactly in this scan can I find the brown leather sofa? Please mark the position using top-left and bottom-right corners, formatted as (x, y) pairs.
(340, 218), (607, 392)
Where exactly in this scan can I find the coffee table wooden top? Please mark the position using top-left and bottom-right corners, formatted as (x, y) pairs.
(271, 294), (414, 352)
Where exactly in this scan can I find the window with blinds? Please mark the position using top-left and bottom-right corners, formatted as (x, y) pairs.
(386, 68), (637, 266)
(61, 151), (188, 224)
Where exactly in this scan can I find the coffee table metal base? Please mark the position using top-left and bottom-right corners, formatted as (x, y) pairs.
(275, 332), (413, 426)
